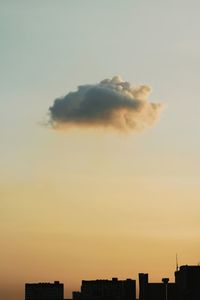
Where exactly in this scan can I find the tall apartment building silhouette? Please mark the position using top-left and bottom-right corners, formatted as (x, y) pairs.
(175, 265), (200, 300)
(73, 278), (136, 300)
(25, 281), (64, 300)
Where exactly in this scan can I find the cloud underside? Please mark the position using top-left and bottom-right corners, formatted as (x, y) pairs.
(49, 76), (163, 132)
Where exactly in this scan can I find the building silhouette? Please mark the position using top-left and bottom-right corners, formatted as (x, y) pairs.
(25, 281), (64, 300)
(175, 265), (200, 300)
(24, 265), (200, 300)
(73, 278), (136, 300)
(139, 273), (176, 300)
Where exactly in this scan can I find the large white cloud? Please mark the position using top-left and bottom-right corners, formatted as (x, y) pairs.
(49, 76), (163, 132)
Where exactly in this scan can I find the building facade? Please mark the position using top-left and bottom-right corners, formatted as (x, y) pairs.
(25, 281), (64, 300)
(175, 265), (200, 300)
(73, 278), (136, 300)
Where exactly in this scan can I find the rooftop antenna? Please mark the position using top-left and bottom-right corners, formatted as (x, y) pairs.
(176, 253), (179, 271)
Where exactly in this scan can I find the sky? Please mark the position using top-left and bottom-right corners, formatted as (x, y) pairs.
(1, 1), (200, 299)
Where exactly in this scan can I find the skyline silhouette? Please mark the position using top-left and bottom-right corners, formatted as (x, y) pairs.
(25, 264), (200, 300)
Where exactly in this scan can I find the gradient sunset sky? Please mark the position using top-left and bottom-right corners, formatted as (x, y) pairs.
(1, 1), (200, 299)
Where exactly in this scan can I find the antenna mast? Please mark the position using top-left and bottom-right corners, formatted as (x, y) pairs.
(176, 253), (179, 271)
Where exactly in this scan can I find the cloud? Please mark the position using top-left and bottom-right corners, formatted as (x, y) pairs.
(49, 76), (163, 132)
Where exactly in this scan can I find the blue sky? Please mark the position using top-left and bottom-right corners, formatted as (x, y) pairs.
(1, 1), (200, 167)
